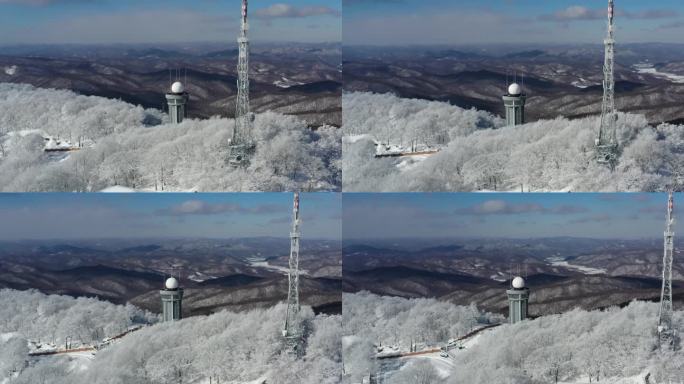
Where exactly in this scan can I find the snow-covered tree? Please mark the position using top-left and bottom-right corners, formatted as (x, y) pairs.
(0, 289), (341, 384)
(0, 83), (340, 192)
(343, 92), (683, 192)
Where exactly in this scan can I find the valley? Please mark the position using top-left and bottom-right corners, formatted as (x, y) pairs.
(0, 42), (341, 127)
(0, 237), (342, 316)
(343, 238), (684, 317)
(344, 44), (684, 125)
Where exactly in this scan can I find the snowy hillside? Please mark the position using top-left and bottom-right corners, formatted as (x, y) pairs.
(0, 289), (342, 384)
(451, 301), (683, 383)
(342, 292), (683, 383)
(342, 292), (503, 384)
(0, 83), (341, 192)
(343, 92), (683, 192)
(0, 289), (158, 347)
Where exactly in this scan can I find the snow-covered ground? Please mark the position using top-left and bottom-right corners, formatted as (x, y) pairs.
(30, 350), (96, 373)
(186, 271), (219, 283)
(490, 272), (507, 282)
(377, 326), (495, 381)
(548, 256), (607, 275)
(571, 78), (597, 89)
(634, 63), (684, 84)
(401, 352), (454, 379)
(250, 260), (310, 276)
(274, 77), (305, 88)
(99, 185), (137, 193)
(395, 154), (432, 172)
(0, 83), (341, 192)
(558, 372), (647, 384)
(343, 92), (682, 192)
(1, 289), (341, 383)
(3, 65), (17, 76)
(195, 376), (266, 384)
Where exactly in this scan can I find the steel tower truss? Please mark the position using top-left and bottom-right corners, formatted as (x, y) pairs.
(596, 0), (619, 169)
(283, 192), (302, 352)
(659, 192), (678, 349)
(229, 0), (255, 167)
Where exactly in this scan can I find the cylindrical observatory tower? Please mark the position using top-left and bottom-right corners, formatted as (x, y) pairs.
(166, 81), (189, 124)
(502, 83), (526, 126)
(160, 277), (184, 322)
(507, 276), (529, 324)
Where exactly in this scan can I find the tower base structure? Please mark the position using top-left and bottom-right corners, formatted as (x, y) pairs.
(282, 331), (303, 355)
(507, 288), (529, 324)
(502, 93), (527, 126)
(658, 327), (680, 351)
(160, 288), (183, 322)
(166, 93), (189, 124)
(596, 142), (619, 170)
(227, 143), (256, 168)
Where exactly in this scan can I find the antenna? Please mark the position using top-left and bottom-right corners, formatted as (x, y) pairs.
(229, 0), (256, 167)
(521, 72), (524, 93)
(658, 190), (676, 349)
(596, 0), (619, 169)
(284, 192), (302, 353)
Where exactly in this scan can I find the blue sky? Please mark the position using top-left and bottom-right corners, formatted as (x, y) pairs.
(0, 193), (341, 240)
(343, 193), (680, 240)
(0, 0), (341, 45)
(344, 0), (684, 45)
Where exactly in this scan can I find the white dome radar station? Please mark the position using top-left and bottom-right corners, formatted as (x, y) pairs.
(502, 73), (527, 126)
(508, 83), (522, 96)
(511, 276), (525, 289)
(165, 277), (179, 290)
(160, 274), (184, 322)
(507, 274), (530, 324)
(166, 71), (189, 124)
(171, 81), (185, 94)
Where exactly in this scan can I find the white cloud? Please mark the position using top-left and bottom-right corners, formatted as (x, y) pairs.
(255, 3), (340, 19)
(0, 0), (97, 5)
